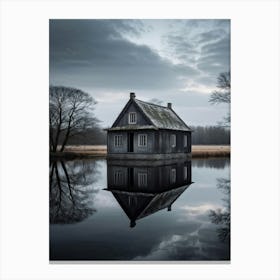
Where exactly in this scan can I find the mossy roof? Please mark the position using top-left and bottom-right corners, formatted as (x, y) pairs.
(108, 184), (190, 222)
(135, 99), (191, 131)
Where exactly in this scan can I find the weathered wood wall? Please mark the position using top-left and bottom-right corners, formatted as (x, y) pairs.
(107, 130), (191, 154)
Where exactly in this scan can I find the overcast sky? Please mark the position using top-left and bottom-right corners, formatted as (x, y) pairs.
(50, 19), (230, 127)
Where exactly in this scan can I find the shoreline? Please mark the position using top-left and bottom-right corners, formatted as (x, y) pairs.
(50, 145), (230, 160)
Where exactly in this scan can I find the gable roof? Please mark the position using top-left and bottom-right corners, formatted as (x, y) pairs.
(108, 184), (191, 225)
(109, 96), (192, 131)
(134, 99), (191, 131)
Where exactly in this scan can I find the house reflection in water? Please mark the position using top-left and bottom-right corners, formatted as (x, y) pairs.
(105, 159), (192, 228)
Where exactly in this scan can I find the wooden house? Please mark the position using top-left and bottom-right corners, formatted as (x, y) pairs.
(107, 93), (192, 159)
(105, 159), (192, 228)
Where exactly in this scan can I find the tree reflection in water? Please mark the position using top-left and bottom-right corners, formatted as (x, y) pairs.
(49, 160), (100, 224)
(192, 158), (230, 169)
(209, 178), (230, 243)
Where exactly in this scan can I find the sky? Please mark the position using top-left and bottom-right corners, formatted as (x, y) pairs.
(49, 19), (230, 128)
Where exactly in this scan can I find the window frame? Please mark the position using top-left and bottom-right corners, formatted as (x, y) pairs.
(171, 134), (176, 148)
(170, 168), (176, 184)
(184, 135), (188, 148)
(128, 112), (137, 124)
(138, 172), (148, 187)
(114, 135), (123, 147)
(138, 134), (147, 147)
(114, 170), (124, 185)
(184, 166), (188, 180)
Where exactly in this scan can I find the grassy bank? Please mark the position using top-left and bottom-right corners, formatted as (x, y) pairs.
(50, 145), (230, 159)
(191, 145), (230, 158)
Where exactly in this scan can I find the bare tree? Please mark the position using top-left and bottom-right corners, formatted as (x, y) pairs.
(209, 178), (230, 243)
(49, 86), (99, 152)
(49, 159), (100, 224)
(209, 71), (231, 127)
(209, 72), (230, 104)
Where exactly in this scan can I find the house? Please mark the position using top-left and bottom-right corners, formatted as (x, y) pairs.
(105, 159), (192, 228)
(106, 92), (192, 160)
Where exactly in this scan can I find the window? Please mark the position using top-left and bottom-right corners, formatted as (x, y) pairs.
(138, 172), (147, 187)
(114, 135), (123, 147)
(184, 135), (188, 148)
(184, 166), (188, 180)
(171, 134), (176, 147)
(114, 171), (124, 185)
(170, 168), (176, 184)
(138, 134), (147, 147)
(128, 112), (137, 124)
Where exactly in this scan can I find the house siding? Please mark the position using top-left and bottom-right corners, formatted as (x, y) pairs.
(108, 130), (156, 154)
(133, 130), (155, 153)
(158, 130), (191, 154)
(115, 103), (150, 127)
(107, 160), (192, 192)
(108, 130), (191, 154)
(108, 132), (128, 154)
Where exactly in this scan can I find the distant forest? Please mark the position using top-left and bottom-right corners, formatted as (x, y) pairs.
(60, 125), (230, 146)
(57, 127), (107, 146)
(190, 126), (230, 145)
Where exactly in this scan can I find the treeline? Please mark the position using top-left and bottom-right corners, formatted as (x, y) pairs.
(60, 125), (230, 146)
(191, 126), (230, 145)
(58, 127), (107, 145)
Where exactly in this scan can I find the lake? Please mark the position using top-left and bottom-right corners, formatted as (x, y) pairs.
(49, 157), (230, 261)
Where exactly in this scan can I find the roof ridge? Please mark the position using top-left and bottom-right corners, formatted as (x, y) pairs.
(135, 98), (169, 109)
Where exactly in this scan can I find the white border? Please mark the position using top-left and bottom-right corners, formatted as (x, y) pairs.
(0, 0), (279, 279)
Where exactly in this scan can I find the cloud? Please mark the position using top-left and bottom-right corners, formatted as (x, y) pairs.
(133, 224), (229, 260)
(196, 29), (227, 44)
(49, 19), (230, 126)
(198, 37), (230, 73)
(116, 19), (150, 37)
(179, 203), (222, 217)
(164, 19), (230, 80)
(180, 80), (217, 94)
(132, 198), (230, 261)
(50, 20), (198, 92)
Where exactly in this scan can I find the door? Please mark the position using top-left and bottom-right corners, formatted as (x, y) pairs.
(128, 167), (134, 189)
(128, 132), (134, 152)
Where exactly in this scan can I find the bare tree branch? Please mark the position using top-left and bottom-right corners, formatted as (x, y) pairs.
(209, 71), (231, 127)
(49, 160), (100, 224)
(209, 71), (230, 105)
(49, 86), (99, 152)
(209, 90), (230, 104)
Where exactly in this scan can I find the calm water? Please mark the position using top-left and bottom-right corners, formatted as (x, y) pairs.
(49, 157), (230, 261)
